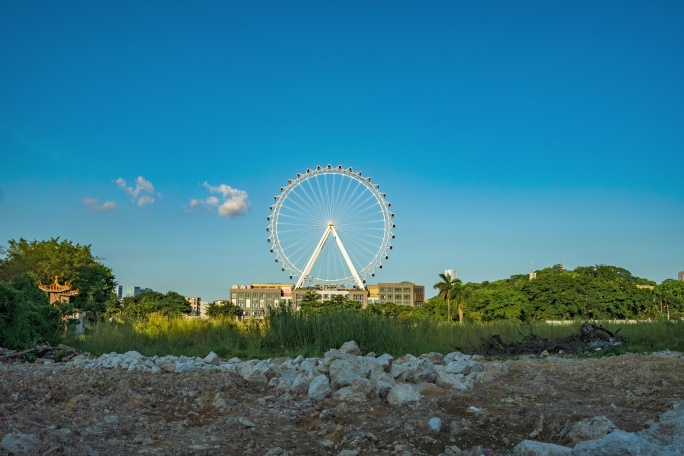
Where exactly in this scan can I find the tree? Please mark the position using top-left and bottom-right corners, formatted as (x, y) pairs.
(433, 272), (459, 323)
(0, 275), (64, 349)
(451, 281), (472, 323)
(122, 291), (191, 317)
(207, 301), (242, 318)
(654, 280), (684, 318)
(0, 237), (116, 318)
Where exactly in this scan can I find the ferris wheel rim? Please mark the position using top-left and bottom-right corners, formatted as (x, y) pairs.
(267, 165), (394, 287)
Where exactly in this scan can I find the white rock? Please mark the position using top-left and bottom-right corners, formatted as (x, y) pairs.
(329, 358), (370, 390)
(435, 371), (469, 390)
(568, 416), (616, 444)
(333, 387), (366, 402)
(339, 340), (362, 356)
(572, 430), (671, 456)
(1, 432), (41, 454)
(375, 353), (394, 372)
(175, 361), (197, 373)
(405, 358), (436, 384)
(204, 351), (220, 365)
(308, 374), (332, 400)
(291, 370), (316, 393)
(387, 383), (421, 405)
(123, 350), (144, 359)
(428, 417), (442, 432)
(512, 440), (571, 455)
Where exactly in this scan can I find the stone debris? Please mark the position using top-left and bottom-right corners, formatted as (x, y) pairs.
(66, 340), (508, 404)
(513, 400), (684, 455)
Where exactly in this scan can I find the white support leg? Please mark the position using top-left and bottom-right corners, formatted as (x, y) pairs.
(296, 224), (332, 289)
(331, 225), (365, 290)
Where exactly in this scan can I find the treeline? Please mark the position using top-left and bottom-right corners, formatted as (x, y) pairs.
(299, 265), (684, 323)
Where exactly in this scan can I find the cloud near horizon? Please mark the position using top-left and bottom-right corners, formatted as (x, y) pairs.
(115, 176), (161, 206)
(189, 182), (250, 217)
(83, 198), (116, 211)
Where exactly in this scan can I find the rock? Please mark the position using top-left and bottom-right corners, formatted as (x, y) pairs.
(204, 351), (220, 365)
(211, 393), (228, 411)
(428, 417), (442, 432)
(512, 440), (571, 455)
(175, 361), (197, 373)
(568, 415), (616, 444)
(238, 417), (255, 428)
(308, 374), (332, 400)
(241, 360), (269, 384)
(443, 444), (462, 455)
(483, 361), (510, 376)
(421, 352), (445, 365)
(375, 353), (394, 372)
(290, 370), (315, 393)
(339, 340), (362, 356)
(1, 432), (41, 454)
(435, 371), (469, 390)
(123, 350), (144, 359)
(405, 357), (436, 384)
(387, 383), (421, 405)
(265, 447), (292, 456)
(329, 358), (370, 390)
(639, 400), (684, 447)
(333, 386), (367, 402)
(374, 372), (396, 398)
(572, 430), (671, 456)
(337, 450), (360, 456)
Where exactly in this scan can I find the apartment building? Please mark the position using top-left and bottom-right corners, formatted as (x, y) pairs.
(230, 283), (294, 319)
(368, 281), (425, 307)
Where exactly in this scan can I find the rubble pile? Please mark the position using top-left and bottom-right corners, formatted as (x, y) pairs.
(68, 340), (510, 404)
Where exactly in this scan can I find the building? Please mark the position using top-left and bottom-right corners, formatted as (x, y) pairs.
(292, 286), (368, 311)
(230, 284), (294, 320)
(124, 286), (154, 298)
(113, 285), (123, 300)
(372, 282), (424, 307)
(679, 271), (684, 282)
(185, 296), (201, 315)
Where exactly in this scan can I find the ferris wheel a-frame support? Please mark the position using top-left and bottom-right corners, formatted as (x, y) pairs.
(296, 222), (365, 290)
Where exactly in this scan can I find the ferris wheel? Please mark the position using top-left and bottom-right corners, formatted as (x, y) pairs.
(267, 165), (394, 289)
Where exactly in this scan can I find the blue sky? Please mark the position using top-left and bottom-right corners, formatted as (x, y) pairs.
(1, 1), (682, 301)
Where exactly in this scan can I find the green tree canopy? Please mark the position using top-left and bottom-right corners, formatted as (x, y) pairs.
(122, 291), (191, 317)
(0, 275), (64, 349)
(0, 237), (116, 316)
(207, 301), (242, 318)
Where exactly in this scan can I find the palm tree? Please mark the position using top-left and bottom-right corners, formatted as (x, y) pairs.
(433, 272), (458, 323)
(451, 281), (471, 324)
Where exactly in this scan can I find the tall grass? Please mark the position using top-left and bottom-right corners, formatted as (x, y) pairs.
(65, 310), (684, 360)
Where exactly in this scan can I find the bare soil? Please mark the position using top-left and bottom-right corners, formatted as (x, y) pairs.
(2, 351), (684, 455)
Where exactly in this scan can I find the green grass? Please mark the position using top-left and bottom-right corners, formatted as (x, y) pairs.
(64, 310), (684, 360)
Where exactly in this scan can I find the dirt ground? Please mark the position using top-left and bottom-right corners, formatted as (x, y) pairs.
(1, 352), (684, 455)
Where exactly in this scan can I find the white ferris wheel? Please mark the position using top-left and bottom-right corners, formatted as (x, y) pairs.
(267, 165), (395, 290)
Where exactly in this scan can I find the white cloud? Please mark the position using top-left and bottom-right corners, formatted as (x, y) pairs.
(94, 201), (116, 211)
(189, 182), (250, 217)
(115, 176), (161, 207)
(138, 195), (154, 206)
(83, 198), (116, 212)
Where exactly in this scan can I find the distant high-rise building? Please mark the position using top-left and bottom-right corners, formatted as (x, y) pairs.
(113, 285), (123, 300)
(124, 286), (154, 298)
(679, 271), (684, 282)
(444, 269), (457, 280)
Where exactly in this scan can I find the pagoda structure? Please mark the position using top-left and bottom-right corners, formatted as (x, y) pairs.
(39, 276), (80, 304)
